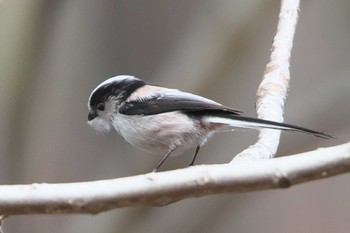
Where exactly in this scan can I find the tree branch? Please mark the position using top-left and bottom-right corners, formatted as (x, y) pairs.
(233, 0), (300, 161)
(0, 142), (349, 215)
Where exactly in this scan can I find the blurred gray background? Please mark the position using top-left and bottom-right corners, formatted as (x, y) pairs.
(0, 1), (349, 232)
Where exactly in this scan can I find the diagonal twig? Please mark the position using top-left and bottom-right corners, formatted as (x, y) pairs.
(233, 0), (300, 161)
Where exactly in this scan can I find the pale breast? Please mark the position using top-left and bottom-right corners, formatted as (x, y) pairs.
(113, 112), (209, 155)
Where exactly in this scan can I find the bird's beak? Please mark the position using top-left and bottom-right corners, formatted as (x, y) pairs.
(88, 112), (98, 121)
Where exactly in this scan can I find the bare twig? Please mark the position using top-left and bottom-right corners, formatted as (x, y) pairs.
(0, 142), (348, 215)
(233, 0), (300, 161)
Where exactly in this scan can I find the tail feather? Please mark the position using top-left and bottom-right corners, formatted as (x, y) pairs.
(207, 115), (333, 139)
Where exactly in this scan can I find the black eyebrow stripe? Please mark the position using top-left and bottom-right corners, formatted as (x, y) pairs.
(90, 79), (147, 107)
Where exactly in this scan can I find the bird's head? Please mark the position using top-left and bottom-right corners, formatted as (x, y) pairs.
(87, 75), (146, 132)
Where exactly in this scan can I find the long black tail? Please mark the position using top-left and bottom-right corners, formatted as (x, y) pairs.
(207, 114), (333, 139)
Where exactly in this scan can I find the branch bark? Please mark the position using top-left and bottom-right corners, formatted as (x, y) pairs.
(0, 142), (348, 215)
(233, 0), (300, 161)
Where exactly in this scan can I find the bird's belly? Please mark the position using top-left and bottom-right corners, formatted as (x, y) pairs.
(113, 112), (208, 155)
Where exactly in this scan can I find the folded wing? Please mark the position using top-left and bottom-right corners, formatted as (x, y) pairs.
(119, 91), (242, 116)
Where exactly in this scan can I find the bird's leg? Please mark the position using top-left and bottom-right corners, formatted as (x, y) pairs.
(153, 148), (176, 172)
(189, 145), (201, 166)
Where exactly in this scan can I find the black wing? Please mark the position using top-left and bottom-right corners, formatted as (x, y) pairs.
(118, 92), (334, 139)
(118, 92), (242, 116)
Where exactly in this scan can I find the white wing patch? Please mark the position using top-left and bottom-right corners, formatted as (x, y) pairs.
(162, 90), (220, 105)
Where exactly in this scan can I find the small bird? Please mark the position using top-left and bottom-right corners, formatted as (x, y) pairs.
(87, 75), (332, 171)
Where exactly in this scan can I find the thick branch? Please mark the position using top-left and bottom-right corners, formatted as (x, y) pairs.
(234, 0), (300, 161)
(0, 142), (349, 215)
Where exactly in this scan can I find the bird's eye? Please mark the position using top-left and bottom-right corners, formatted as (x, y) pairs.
(97, 103), (105, 111)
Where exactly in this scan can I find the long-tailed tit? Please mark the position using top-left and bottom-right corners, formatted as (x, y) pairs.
(87, 75), (332, 171)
